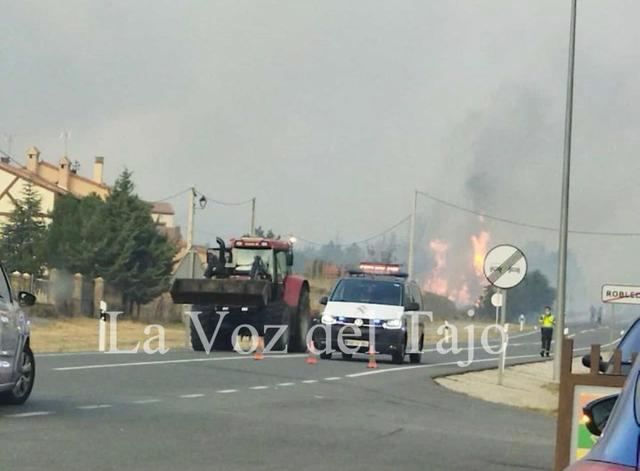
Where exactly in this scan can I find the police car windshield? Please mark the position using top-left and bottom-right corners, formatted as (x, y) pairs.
(330, 278), (403, 306)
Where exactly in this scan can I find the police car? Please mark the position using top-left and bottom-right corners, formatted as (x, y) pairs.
(315, 263), (426, 364)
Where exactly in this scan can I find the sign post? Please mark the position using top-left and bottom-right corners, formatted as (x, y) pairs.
(491, 292), (503, 325)
(483, 245), (528, 385)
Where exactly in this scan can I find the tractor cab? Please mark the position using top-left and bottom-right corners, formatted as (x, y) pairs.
(230, 238), (294, 283)
(204, 237), (293, 284)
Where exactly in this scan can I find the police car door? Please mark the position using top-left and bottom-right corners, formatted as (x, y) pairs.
(0, 266), (17, 384)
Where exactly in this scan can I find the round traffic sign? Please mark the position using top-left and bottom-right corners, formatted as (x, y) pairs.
(491, 292), (503, 307)
(483, 244), (527, 289)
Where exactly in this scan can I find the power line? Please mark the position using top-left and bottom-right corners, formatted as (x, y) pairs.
(153, 187), (255, 207)
(0, 147), (29, 169)
(296, 214), (411, 247)
(416, 189), (640, 237)
(155, 188), (192, 202)
(200, 193), (254, 207)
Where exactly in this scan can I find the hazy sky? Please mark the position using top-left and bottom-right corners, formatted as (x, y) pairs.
(2, 1), (640, 310)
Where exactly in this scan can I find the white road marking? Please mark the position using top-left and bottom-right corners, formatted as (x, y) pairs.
(180, 394), (205, 399)
(346, 354), (543, 378)
(423, 341), (537, 353)
(277, 382), (295, 387)
(216, 389), (238, 394)
(53, 353), (307, 371)
(509, 330), (538, 340)
(132, 399), (162, 404)
(77, 404), (112, 410)
(324, 377), (341, 381)
(249, 386), (269, 390)
(4, 411), (53, 418)
(302, 379), (318, 384)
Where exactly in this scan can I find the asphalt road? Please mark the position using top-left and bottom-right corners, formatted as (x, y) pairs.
(1, 324), (614, 471)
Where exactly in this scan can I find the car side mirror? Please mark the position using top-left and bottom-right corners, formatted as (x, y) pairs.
(582, 354), (606, 372)
(583, 394), (619, 437)
(18, 291), (36, 307)
(405, 302), (420, 312)
(319, 296), (328, 306)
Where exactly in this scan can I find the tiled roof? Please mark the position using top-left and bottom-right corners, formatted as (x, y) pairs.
(0, 161), (68, 195)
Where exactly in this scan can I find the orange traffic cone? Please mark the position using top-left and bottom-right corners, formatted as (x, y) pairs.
(254, 337), (265, 360)
(305, 340), (318, 365)
(367, 346), (377, 369)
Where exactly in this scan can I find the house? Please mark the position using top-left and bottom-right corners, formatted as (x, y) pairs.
(0, 146), (176, 229)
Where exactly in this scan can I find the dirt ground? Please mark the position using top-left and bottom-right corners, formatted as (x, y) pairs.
(435, 358), (588, 415)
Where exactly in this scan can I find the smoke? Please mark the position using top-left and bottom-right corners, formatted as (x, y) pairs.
(417, 88), (561, 305)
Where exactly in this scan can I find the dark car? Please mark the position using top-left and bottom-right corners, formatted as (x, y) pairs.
(568, 357), (640, 470)
(583, 316), (640, 375)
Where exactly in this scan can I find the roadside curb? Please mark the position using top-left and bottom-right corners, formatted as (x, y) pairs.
(430, 357), (553, 380)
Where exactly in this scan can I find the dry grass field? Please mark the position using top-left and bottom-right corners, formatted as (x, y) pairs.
(30, 317), (188, 353)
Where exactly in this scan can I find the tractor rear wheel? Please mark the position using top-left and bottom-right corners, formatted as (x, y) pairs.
(264, 302), (289, 353)
(288, 286), (311, 353)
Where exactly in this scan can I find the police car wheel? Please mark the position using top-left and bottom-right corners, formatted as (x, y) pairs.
(391, 342), (406, 365)
(409, 335), (423, 364)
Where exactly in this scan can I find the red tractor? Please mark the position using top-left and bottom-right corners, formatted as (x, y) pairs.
(170, 237), (311, 353)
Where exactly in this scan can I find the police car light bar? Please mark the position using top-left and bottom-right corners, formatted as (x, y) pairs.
(358, 262), (406, 276)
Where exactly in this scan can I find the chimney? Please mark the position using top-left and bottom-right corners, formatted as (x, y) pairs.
(26, 146), (40, 173)
(93, 156), (104, 184)
(58, 156), (71, 190)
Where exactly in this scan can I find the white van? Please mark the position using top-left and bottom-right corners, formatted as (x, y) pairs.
(315, 263), (426, 364)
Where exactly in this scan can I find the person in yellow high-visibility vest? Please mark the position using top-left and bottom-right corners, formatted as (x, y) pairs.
(538, 306), (555, 357)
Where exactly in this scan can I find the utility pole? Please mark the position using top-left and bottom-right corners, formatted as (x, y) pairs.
(554, 0), (578, 382)
(408, 190), (418, 280)
(250, 197), (256, 236)
(186, 187), (196, 279)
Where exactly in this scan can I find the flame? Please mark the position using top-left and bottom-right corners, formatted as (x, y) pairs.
(424, 239), (449, 296)
(449, 282), (471, 305)
(422, 232), (490, 306)
(471, 231), (490, 277)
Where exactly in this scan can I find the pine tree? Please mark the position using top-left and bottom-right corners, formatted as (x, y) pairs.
(95, 170), (176, 312)
(0, 182), (48, 276)
(46, 193), (105, 275)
